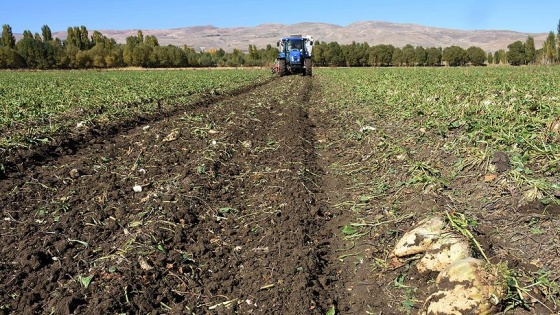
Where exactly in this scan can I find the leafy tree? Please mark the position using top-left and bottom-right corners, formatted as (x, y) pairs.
(89, 44), (107, 67)
(91, 31), (105, 46)
(426, 47), (442, 66)
(75, 50), (92, 67)
(199, 53), (215, 67)
(22, 30), (33, 40)
(1, 24), (16, 48)
(66, 27), (76, 47)
(41, 40), (61, 68)
(466, 46), (486, 66)
(132, 45), (152, 67)
(89, 40), (110, 67)
(325, 42), (344, 66)
(88, 31), (120, 68)
(342, 41), (369, 67)
(79, 26), (90, 49)
(144, 35), (159, 47)
(487, 52), (494, 64)
(342, 42), (357, 66)
(402, 44), (415, 66)
(136, 30), (144, 44)
(370, 44), (394, 66)
(16, 36), (46, 68)
(248, 44), (259, 60)
(498, 49), (507, 64)
(41, 25), (52, 42)
(149, 45), (187, 67)
(123, 30), (154, 66)
(262, 44), (278, 63)
(104, 45), (124, 68)
(65, 26), (91, 50)
(72, 27), (82, 47)
(216, 48), (226, 58)
(442, 46), (468, 66)
(64, 44), (80, 68)
(524, 36), (536, 64)
(168, 45), (187, 67)
(244, 44), (264, 66)
(414, 46), (427, 66)
(356, 42), (370, 66)
(126, 31), (144, 48)
(50, 38), (68, 68)
(543, 31), (556, 64)
(506, 40), (525, 66)
(311, 41), (327, 66)
(0, 46), (25, 68)
(392, 47), (403, 66)
(123, 47), (133, 65)
(557, 19), (560, 60)
(232, 48), (245, 66)
(184, 46), (199, 66)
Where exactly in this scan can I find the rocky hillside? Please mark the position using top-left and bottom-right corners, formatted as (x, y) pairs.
(51, 21), (547, 52)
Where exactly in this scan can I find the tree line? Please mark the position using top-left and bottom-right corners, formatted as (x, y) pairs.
(1, 22), (560, 69)
(0, 24), (278, 69)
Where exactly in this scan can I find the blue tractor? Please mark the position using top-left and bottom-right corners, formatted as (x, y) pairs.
(273, 35), (314, 77)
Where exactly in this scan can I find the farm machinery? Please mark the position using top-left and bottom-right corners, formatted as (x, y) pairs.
(272, 35), (314, 76)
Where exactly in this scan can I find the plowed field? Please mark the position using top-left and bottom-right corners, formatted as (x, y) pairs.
(1, 68), (559, 314)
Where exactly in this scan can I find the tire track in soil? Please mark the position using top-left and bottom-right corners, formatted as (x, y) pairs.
(0, 76), (335, 314)
(307, 77), (444, 315)
(205, 75), (334, 314)
(306, 76), (421, 315)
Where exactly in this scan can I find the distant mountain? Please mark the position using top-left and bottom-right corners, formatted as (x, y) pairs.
(43, 21), (547, 52)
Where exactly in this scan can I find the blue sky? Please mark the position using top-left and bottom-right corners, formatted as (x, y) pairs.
(2, 0), (559, 34)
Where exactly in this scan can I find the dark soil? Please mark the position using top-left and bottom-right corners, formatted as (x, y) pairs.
(1, 74), (559, 315)
(0, 77), (338, 314)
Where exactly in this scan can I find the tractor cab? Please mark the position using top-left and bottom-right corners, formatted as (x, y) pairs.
(278, 37), (310, 59)
(287, 39), (303, 52)
(273, 35), (314, 77)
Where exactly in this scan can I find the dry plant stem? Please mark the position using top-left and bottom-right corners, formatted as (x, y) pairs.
(445, 210), (490, 264)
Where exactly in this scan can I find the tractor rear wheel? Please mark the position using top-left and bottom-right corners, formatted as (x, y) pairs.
(278, 59), (286, 77)
(305, 58), (312, 76)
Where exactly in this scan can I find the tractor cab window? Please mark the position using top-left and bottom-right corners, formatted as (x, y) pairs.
(288, 40), (303, 51)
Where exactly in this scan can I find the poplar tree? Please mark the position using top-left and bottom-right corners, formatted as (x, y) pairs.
(22, 30), (33, 40)
(1, 24), (16, 48)
(79, 26), (90, 50)
(487, 52), (493, 64)
(66, 27), (75, 46)
(543, 31), (557, 64)
(557, 19), (560, 60)
(41, 25), (52, 42)
(524, 36), (536, 65)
